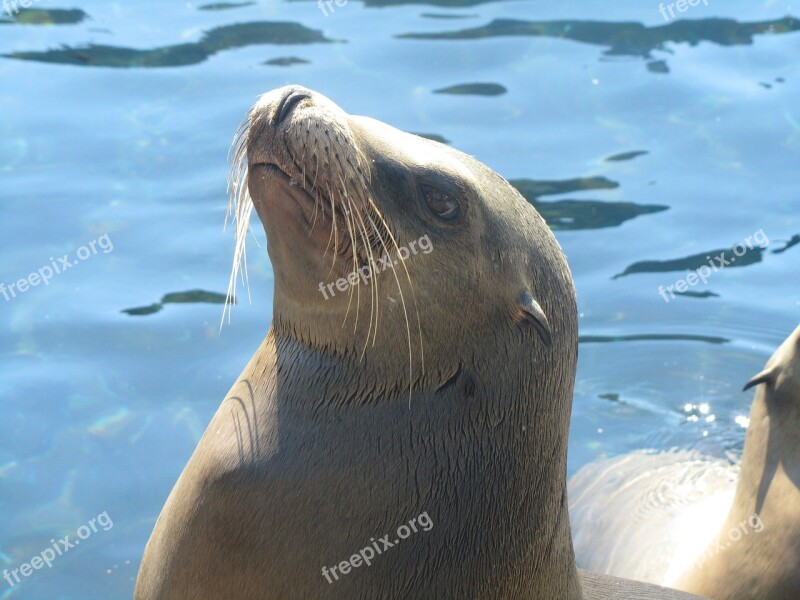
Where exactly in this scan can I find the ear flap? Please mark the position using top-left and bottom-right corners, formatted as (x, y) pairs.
(743, 368), (777, 392)
(518, 290), (552, 347)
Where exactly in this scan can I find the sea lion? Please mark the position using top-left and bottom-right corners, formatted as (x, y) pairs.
(135, 86), (702, 599)
(674, 325), (800, 599)
(569, 325), (800, 599)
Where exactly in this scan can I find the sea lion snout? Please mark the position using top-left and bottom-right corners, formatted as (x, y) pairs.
(272, 87), (312, 126)
(235, 86), (374, 290)
(252, 84), (323, 128)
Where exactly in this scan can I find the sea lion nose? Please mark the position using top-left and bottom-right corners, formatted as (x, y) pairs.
(273, 86), (313, 126)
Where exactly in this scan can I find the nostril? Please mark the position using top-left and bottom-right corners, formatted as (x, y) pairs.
(275, 90), (311, 126)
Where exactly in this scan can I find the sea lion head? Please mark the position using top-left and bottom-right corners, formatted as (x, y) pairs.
(228, 85), (577, 395)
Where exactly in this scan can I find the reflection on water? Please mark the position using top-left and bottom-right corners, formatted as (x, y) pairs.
(122, 290), (229, 317)
(398, 16), (800, 71)
(434, 82), (507, 95)
(421, 13), (479, 20)
(647, 59), (670, 74)
(0, 8), (88, 25)
(329, 0), (511, 6)
(579, 334), (730, 345)
(530, 198), (667, 231)
(614, 245), (766, 279)
(774, 234), (800, 254)
(264, 56), (310, 66)
(675, 290), (720, 299)
(758, 77), (786, 90)
(604, 150), (648, 163)
(3, 21), (336, 67)
(512, 176), (619, 197)
(198, 1), (257, 10)
(511, 177), (668, 231)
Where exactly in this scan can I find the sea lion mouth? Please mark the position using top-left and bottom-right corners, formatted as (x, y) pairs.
(259, 161), (367, 233)
(248, 160), (370, 266)
(249, 163), (313, 227)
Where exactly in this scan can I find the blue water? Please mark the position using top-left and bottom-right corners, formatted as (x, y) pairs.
(0, 1), (798, 598)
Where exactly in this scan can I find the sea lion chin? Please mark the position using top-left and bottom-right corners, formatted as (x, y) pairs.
(135, 86), (702, 600)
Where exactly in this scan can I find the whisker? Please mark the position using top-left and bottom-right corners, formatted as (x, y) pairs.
(347, 191), (380, 358)
(325, 182), (340, 278)
(366, 195), (425, 399)
(222, 110), (255, 330)
(341, 195), (360, 331)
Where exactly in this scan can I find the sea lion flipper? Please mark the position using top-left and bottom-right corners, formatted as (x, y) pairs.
(518, 290), (553, 347)
(743, 367), (776, 392)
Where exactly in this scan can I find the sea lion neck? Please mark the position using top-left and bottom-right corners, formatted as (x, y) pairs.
(237, 86), (572, 378)
(262, 325), (584, 598)
(269, 315), (567, 410)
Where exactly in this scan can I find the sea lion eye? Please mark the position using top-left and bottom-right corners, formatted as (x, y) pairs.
(421, 185), (460, 220)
